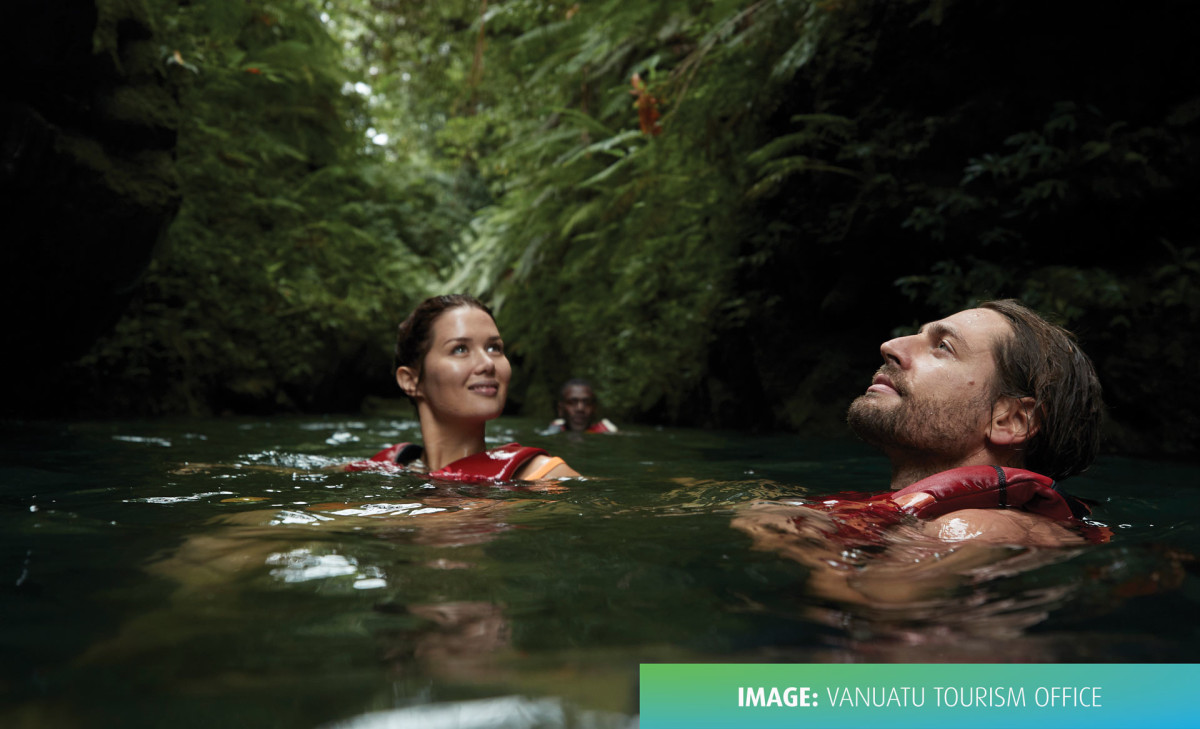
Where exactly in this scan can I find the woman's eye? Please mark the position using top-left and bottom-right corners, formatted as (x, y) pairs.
(452, 344), (468, 354)
(488, 343), (505, 354)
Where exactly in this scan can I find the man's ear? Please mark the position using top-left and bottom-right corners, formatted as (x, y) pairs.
(396, 366), (421, 400)
(988, 396), (1039, 446)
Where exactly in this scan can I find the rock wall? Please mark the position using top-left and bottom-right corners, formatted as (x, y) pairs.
(2, 0), (180, 411)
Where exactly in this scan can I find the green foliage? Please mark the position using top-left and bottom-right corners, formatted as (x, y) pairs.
(891, 95), (1200, 453)
(77, 0), (1200, 454)
(422, 0), (1200, 452)
(82, 0), (462, 412)
(440, 0), (846, 423)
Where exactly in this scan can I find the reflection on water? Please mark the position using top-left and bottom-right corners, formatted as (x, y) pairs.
(323, 695), (633, 729)
(2, 416), (1198, 728)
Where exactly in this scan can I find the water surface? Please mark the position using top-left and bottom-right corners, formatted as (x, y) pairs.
(3, 416), (1197, 728)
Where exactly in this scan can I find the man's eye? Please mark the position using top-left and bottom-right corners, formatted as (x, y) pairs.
(937, 340), (953, 352)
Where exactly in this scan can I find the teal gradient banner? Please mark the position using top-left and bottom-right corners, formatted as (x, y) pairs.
(640, 663), (1197, 728)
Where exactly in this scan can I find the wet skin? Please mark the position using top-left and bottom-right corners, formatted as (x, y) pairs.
(402, 306), (511, 426)
(397, 305), (579, 479)
(558, 384), (597, 432)
(848, 308), (1036, 490)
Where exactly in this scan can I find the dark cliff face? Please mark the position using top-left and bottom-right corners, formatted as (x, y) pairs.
(2, 0), (180, 413)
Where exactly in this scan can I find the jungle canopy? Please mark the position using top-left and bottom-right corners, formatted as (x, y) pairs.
(4, 0), (1198, 456)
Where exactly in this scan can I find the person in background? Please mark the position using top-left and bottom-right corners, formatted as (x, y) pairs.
(348, 294), (579, 481)
(545, 379), (619, 434)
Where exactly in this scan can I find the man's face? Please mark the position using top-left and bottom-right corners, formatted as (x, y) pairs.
(847, 308), (1011, 462)
(558, 384), (597, 431)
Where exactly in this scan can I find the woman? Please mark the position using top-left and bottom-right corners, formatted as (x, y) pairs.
(138, 296), (572, 624)
(348, 294), (579, 481)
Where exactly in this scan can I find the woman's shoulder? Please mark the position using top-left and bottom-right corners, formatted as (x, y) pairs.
(478, 443), (579, 480)
(517, 452), (580, 480)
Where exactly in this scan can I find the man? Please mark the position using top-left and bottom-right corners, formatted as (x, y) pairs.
(546, 379), (619, 434)
(735, 299), (1103, 553)
(728, 299), (1109, 628)
(844, 298), (1103, 542)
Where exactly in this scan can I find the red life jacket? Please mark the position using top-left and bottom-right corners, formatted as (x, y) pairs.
(809, 466), (1110, 545)
(586, 418), (618, 434)
(545, 418), (619, 434)
(344, 442), (548, 483)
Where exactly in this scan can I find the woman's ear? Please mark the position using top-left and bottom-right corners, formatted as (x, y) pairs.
(988, 396), (1040, 446)
(396, 366), (421, 400)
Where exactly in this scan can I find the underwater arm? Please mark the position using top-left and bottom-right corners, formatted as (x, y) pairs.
(922, 508), (1087, 547)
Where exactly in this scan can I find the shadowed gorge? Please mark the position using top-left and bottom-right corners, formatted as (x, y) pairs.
(3, 0), (180, 400)
(3, 0), (1198, 457)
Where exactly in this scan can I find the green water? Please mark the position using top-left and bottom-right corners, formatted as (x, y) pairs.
(3, 416), (1198, 728)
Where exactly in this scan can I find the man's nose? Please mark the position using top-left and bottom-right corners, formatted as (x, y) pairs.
(879, 335), (913, 368)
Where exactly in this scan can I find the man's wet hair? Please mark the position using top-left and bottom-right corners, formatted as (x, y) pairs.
(981, 299), (1103, 481)
(559, 378), (596, 400)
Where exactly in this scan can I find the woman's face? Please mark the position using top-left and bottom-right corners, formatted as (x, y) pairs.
(400, 306), (511, 423)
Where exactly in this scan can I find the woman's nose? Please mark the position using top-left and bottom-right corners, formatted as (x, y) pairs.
(474, 350), (497, 373)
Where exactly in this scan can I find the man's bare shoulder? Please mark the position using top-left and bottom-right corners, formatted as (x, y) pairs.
(923, 508), (1086, 547)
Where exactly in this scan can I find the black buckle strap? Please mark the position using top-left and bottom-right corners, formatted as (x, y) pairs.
(992, 465), (1007, 509)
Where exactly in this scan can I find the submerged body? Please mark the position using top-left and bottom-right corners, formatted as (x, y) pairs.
(346, 442), (568, 482)
(29, 415), (1199, 729)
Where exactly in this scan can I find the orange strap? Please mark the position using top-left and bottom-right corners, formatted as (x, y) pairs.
(522, 456), (566, 481)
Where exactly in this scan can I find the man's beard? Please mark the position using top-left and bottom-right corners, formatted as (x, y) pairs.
(847, 367), (994, 460)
